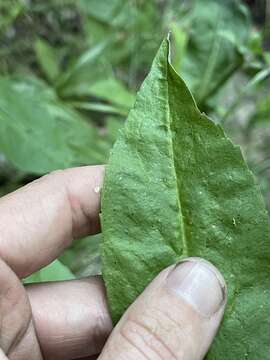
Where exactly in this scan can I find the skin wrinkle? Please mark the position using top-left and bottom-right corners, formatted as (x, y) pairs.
(76, 280), (109, 353)
(62, 183), (80, 243)
(119, 327), (153, 360)
(7, 320), (35, 358)
(9, 322), (43, 360)
(89, 287), (111, 353)
(128, 298), (193, 360)
(69, 171), (102, 238)
(65, 182), (98, 239)
(0, 260), (32, 354)
(123, 318), (177, 360)
(146, 307), (189, 345)
(5, 310), (31, 357)
(141, 305), (196, 360)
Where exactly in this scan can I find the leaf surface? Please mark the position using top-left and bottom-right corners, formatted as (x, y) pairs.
(86, 77), (135, 110)
(60, 234), (102, 277)
(0, 76), (109, 174)
(35, 38), (60, 83)
(57, 41), (111, 97)
(23, 260), (75, 284)
(180, 0), (250, 106)
(101, 38), (270, 359)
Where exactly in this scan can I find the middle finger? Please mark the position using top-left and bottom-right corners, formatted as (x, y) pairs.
(26, 276), (112, 360)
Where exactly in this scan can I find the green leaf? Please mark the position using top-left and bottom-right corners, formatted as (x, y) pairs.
(71, 101), (128, 116)
(0, 1), (25, 29)
(247, 30), (264, 56)
(106, 116), (124, 142)
(35, 38), (60, 83)
(23, 259), (75, 284)
(0, 76), (108, 174)
(180, 0), (250, 105)
(60, 234), (102, 277)
(57, 41), (111, 98)
(101, 38), (270, 358)
(249, 93), (270, 128)
(221, 68), (270, 125)
(79, 0), (137, 28)
(79, 0), (123, 24)
(86, 77), (135, 110)
(264, 52), (270, 66)
(170, 23), (188, 71)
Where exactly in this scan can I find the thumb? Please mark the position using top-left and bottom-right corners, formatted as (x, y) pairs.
(99, 257), (227, 360)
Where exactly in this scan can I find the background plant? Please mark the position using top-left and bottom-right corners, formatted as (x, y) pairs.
(0, 0), (269, 281)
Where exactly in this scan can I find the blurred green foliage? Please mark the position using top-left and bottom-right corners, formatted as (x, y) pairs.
(0, 0), (269, 282)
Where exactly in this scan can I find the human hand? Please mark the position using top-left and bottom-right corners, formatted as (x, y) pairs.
(0, 166), (226, 359)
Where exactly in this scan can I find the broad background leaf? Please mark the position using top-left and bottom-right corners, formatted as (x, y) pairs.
(0, 76), (109, 174)
(179, 0), (250, 106)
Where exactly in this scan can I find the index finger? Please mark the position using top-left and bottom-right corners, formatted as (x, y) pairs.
(0, 165), (104, 278)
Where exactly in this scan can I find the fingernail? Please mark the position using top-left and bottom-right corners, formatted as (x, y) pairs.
(167, 258), (226, 317)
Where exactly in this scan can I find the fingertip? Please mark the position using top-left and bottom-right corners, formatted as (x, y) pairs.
(167, 257), (227, 318)
(0, 165), (106, 277)
(99, 257), (227, 360)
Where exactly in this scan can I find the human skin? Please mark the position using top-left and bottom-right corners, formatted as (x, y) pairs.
(0, 165), (226, 359)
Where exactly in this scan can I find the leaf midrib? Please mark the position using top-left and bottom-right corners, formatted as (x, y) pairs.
(166, 61), (189, 258)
